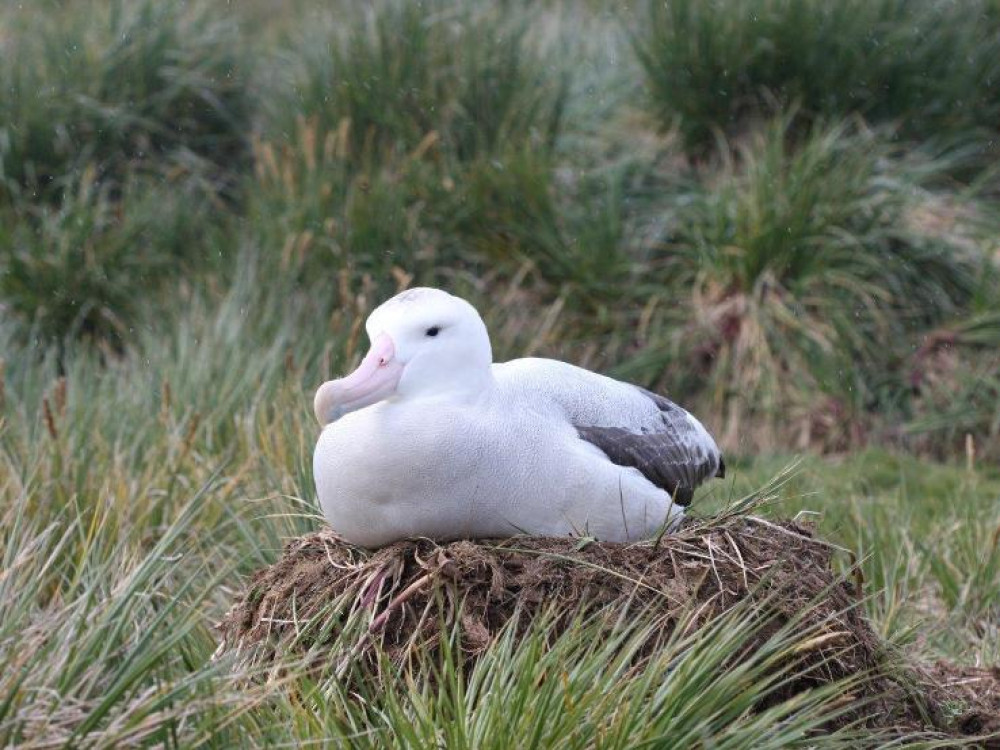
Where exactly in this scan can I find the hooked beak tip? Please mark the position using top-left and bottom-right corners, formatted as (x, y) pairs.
(314, 333), (400, 426)
(313, 381), (336, 426)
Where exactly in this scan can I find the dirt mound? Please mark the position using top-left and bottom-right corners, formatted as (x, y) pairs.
(924, 662), (1000, 745)
(217, 516), (996, 742)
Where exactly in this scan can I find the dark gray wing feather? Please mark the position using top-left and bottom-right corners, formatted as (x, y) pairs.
(574, 389), (723, 507)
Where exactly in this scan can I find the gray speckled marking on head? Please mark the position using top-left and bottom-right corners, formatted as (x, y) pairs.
(392, 288), (439, 304)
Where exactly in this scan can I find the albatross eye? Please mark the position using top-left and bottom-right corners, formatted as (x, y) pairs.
(425, 326), (441, 337)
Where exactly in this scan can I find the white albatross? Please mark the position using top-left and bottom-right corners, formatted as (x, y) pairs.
(313, 287), (724, 548)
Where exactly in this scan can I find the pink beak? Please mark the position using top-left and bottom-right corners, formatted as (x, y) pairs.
(314, 333), (403, 425)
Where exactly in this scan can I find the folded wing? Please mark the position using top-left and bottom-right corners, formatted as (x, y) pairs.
(494, 359), (724, 507)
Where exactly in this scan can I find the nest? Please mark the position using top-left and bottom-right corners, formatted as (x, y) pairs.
(218, 515), (999, 742)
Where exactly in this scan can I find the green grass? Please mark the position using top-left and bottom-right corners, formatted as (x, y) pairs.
(633, 0), (1000, 153)
(4, 291), (999, 745)
(0, 171), (223, 348)
(904, 313), (1000, 460)
(0, 0), (252, 201)
(247, 0), (573, 296)
(622, 116), (991, 453)
(270, 0), (567, 165)
(713, 452), (1000, 663)
(2, 0), (1000, 745)
(243, 117), (449, 291)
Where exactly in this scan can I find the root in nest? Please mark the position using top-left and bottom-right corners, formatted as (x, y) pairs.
(217, 515), (998, 743)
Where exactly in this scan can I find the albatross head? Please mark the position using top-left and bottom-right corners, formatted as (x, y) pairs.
(314, 288), (493, 425)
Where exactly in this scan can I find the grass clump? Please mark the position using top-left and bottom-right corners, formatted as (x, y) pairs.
(276, 0), (567, 166)
(0, 0), (252, 201)
(0, 171), (221, 348)
(245, 118), (441, 291)
(0, 492), (240, 748)
(250, 0), (571, 298)
(234, 607), (879, 748)
(633, 0), (1000, 152)
(905, 312), (1000, 461)
(638, 117), (982, 451)
(445, 155), (639, 307)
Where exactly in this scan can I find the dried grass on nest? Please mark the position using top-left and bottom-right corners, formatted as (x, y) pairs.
(216, 512), (992, 739)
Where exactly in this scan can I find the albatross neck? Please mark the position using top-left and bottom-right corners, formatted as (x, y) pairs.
(402, 362), (497, 405)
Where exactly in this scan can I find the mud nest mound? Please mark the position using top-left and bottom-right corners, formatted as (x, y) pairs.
(218, 515), (998, 742)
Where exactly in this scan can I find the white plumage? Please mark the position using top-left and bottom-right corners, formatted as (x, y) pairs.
(313, 288), (723, 548)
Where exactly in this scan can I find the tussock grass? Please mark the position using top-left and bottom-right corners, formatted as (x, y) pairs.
(254, 605), (881, 748)
(905, 312), (1000, 461)
(2, 0), (1000, 745)
(0, 0), (252, 354)
(0, 489), (237, 748)
(245, 118), (443, 289)
(4, 284), (1000, 744)
(614, 116), (989, 453)
(0, 0), (252, 201)
(3, 0), (994, 458)
(251, 0), (573, 298)
(0, 171), (221, 347)
(633, 0), (1000, 153)
(272, 0), (567, 165)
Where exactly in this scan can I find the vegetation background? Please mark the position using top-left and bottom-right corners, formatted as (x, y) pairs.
(1, 0), (998, 746)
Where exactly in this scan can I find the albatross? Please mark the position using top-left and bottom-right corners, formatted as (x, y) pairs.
(313, 288), (724, 548)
